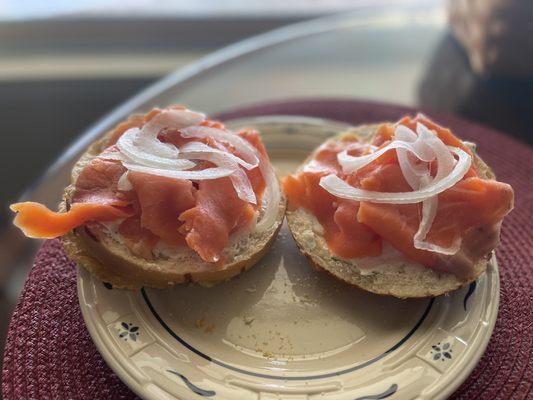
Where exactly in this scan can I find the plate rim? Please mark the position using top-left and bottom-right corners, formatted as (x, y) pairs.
(78, 257), (500, 400)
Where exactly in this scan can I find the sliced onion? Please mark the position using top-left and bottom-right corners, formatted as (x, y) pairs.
(413, 175), (438, 251)
(179, 140), (256, 170)
(117, 127), (195, 170)
(394, 125), (456, 253)
(142, 109), (205, 138)
(320, 146), (471, 204)
(395, 125), (428, 190)
(255, 155), (281, 232)
(414, 191), (462, 255)
(415, 238), (462, 255)
(411, 124), (461, 255)
(417, 123), (455, 182)
(180, 126), (259, 169)
(132, 129), (178, 159)
(122, 161), (233, 181)
(117, 171), (133, 191)
(338, 134), (434, 174)
(406, 172), (462, 254)
(179, 141), (256, 204)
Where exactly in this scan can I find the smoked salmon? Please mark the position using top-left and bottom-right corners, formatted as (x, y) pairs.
(10, 202), (131, 239)
(282, 115), (514, 278)
(11, 108), (272, 264)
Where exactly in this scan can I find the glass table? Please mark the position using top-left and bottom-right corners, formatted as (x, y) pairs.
(2, 1), (447, 338)
(26, 3), (446, 207)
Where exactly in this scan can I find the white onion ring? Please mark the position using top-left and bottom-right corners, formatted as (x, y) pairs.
(117, 127), (195, 170)
(179, 141), (256, 204)
(142, 109), (205, 138)
(255, 154), (280, 232)
(411, 124), (462, 254)
(117, 171), (133, 191)
(122, 162), (234, 181)
(114, 109), (205, 171)
(414, 208), (462, 255)
(180, 126), (259, 169)
(338, 135), (434, 174)
(414, 188), (462, 256)
(417, 123), (455, 182)
(394, 126), (444, 252)
(320, 146), (471, 204)
(395, 125), (428, 190)
(179, 140), (256, 170)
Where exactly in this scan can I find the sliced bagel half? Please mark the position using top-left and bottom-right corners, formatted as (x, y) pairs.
(58, 114), (286, 290)
(285, 123), (500, 298)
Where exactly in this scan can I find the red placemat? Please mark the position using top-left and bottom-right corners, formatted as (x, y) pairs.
(3, 100), (532, 399)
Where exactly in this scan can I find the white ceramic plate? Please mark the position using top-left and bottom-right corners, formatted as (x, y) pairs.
(78, 116), (499, 400)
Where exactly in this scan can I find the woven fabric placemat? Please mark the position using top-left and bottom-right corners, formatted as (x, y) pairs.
(3, 100), (532, 399)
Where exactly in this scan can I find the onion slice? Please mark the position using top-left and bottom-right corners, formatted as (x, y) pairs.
(320, 146), (471, 204)
(179, 141), (256, 204)
(122, 162), (233, 181)
(414, 188), (462, 255)
(411, 124), (462, 254)
(117, 171), (133, 191)
(395, 125), (428, 190)
(338, 136), (434, 174)
(180, 126), (259, 169)
(405, 176), (462, 254)
(117, 127), (195, 170)
(255, 154), (281, 232)
(142, 109), (205, 138)
(179, 141), (256, 170)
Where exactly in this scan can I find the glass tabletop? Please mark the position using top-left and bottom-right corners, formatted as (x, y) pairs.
(1, 2), (447, 335)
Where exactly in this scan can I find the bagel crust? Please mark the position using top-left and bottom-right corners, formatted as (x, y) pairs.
(285, 124), (495, 298)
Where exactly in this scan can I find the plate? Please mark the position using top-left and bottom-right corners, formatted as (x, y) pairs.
(78, 115), (499, 400)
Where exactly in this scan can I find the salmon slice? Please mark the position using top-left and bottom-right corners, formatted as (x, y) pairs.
(127, 172), (196, 246)
(426, 178), (514, 246)
(357, 176), (514, 276)
(118, 216), (160, 260)
(73, 157), (133, 207)
(357, 201), (438, 268)
(282, 138), (381, 259)
(331, 199), (382, 258)
(10, 202), (131, 239)
(179, 177), (256, 263)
